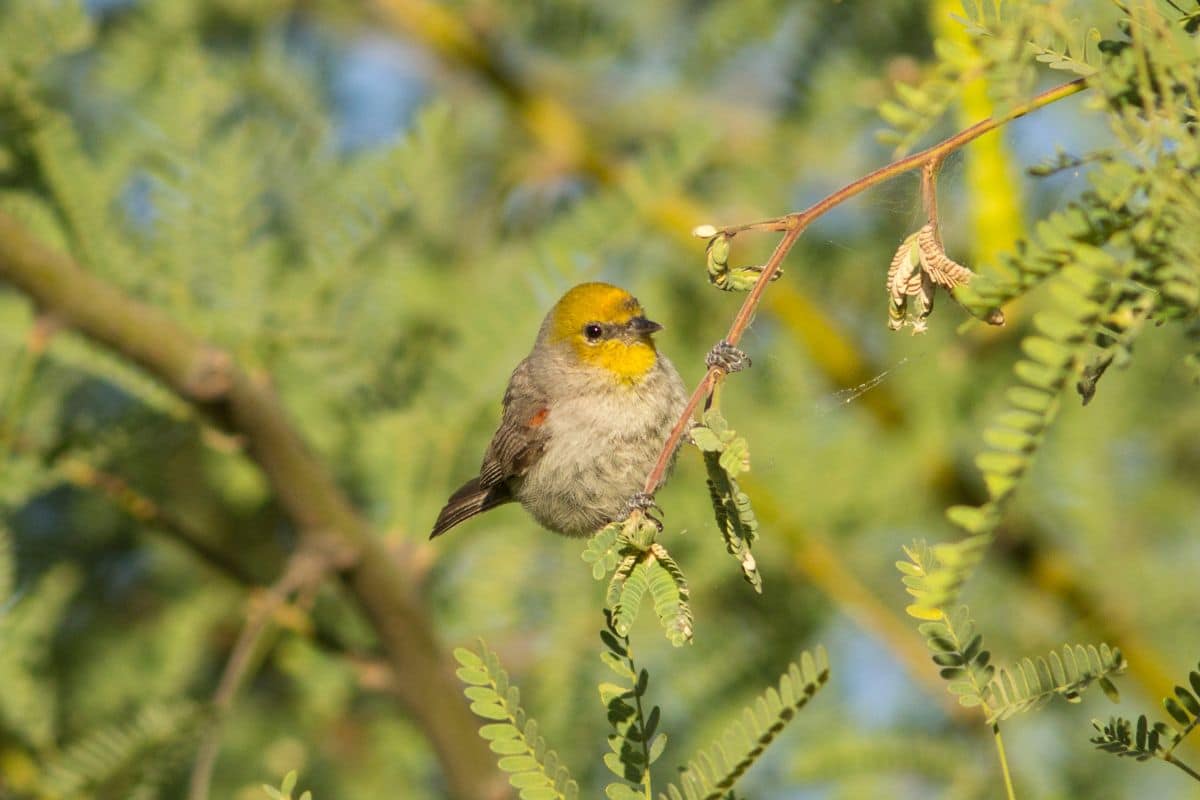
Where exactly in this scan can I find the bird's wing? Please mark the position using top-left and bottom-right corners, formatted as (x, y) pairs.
(478, 358), (550, 489)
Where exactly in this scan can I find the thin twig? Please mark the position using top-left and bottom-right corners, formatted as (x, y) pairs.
(57, 458), (260, 584)
(641, 76), (1089, 495)
(188, 546), (333, 800)
(992, 724), (1018, 800)
(1164, 753), (1200, 783)
(374, 0), (909, 436)
(50, 450), (393, 672)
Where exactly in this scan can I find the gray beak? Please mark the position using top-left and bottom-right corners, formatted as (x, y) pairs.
(629, 316), (663, 335)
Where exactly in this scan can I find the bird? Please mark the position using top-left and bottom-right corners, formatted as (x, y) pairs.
(430, 282), (691, 539)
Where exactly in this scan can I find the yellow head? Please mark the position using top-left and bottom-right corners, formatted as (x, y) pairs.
(545, 282), (662, 384)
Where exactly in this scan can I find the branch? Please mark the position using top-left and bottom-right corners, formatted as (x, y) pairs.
(1165, 752), (1200, 783)
(56, 457), (259, 585)
(0, 211), (507, 800)
(641, 77), (1089, 495)
(370, 0), (907, 432)
(364, 7), (1182, 735)
(189, 546), (331, 800)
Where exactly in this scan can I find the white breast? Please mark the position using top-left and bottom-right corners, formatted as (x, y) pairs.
(515, 357), (687, 537)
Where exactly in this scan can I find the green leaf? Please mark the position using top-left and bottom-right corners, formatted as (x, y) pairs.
(457, 641), (578, 797)
(944, 505), (996, 534)
(704, 450), (762, 592)
(456, 667), (491, 686)
(453, 648), (484, 669)
(509, 771), (553, 789)
(987, 643), (1126, 724)
(689, 426), (724, 452)
(479, 723), (520, 741)
(1014, 358), (1064, 389)
(465, 686), (499, 702)
(600, 629), (628, 657)
(523, 788), (562, 800)
(582, 524), (625, 581)
(1175, 687), (1200, 719)
(490, 738), (530, 755)
(610, 559), (650, 636)
(499, 755), (540, 773)
(470, 702), (510, 720)
(660, 646), (830, 799)
(601, 652), (636, 681)
(602, 752), (626, 778)
(982, 426), (1036, 453)
(718, 437), (750, 477)
(648, 733), (667, 764)
(646, 545), (694, 646)
(975, 451), (1025, 476)
(280, 771), (296, 794)
(605, 784), (643, 800)
(599, 683), (630, 704)
(40, 701), (199, 798)
(1164, 697), (1193, 727)
(1022, 336), (1073, 366)
(1006, 386), (1055, 413)
(994, 409), (1046, 433)
(982, 472), (1018, 499)
(1033, 309), (1084, 341)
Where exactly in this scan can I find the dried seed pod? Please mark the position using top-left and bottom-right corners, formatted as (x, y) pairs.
(912, 269), (935, 333)
(889, 222), (990, 333)
(887, 233), (921, 329)
(916, 223), (974, 288)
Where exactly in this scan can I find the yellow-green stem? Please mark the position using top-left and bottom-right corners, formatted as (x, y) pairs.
(1164, 753), (1200, 783)
(992, 724), (1017, 800)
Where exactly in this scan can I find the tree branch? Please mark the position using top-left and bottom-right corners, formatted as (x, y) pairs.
(56, 457), (259, 585)
(189, 546), (331, 800)
(0, 211), (507, 800)
(641, 76), (1090, 495)
(362, 8), (1183, 725)
(369, 0), (906, 429)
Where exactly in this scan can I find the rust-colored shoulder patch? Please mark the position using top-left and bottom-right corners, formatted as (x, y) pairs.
(528, 408), (549, 427)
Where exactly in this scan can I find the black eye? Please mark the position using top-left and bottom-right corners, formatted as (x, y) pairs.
(584, 323), (603, 341)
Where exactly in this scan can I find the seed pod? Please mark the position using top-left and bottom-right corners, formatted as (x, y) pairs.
(916, 223), (974, 288)
(887, 233), (922, 329)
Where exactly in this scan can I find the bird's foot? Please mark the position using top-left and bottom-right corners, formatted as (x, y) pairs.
(706, 340), (752, 373)
(622, 491), (663, 531)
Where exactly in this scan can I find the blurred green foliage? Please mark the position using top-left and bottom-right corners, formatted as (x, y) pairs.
(0, 0), (1198, 798)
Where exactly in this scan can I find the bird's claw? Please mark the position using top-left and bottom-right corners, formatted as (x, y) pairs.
(706, 340), (752, 373)
(623, 492), (663, 531)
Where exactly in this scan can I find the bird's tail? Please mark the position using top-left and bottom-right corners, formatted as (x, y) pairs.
(429, 478), (512, 539)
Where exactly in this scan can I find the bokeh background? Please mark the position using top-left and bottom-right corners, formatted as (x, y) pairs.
(1, 0), (1197, 798)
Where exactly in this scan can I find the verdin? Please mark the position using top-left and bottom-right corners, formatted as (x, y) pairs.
(431, 282), (690, 539)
